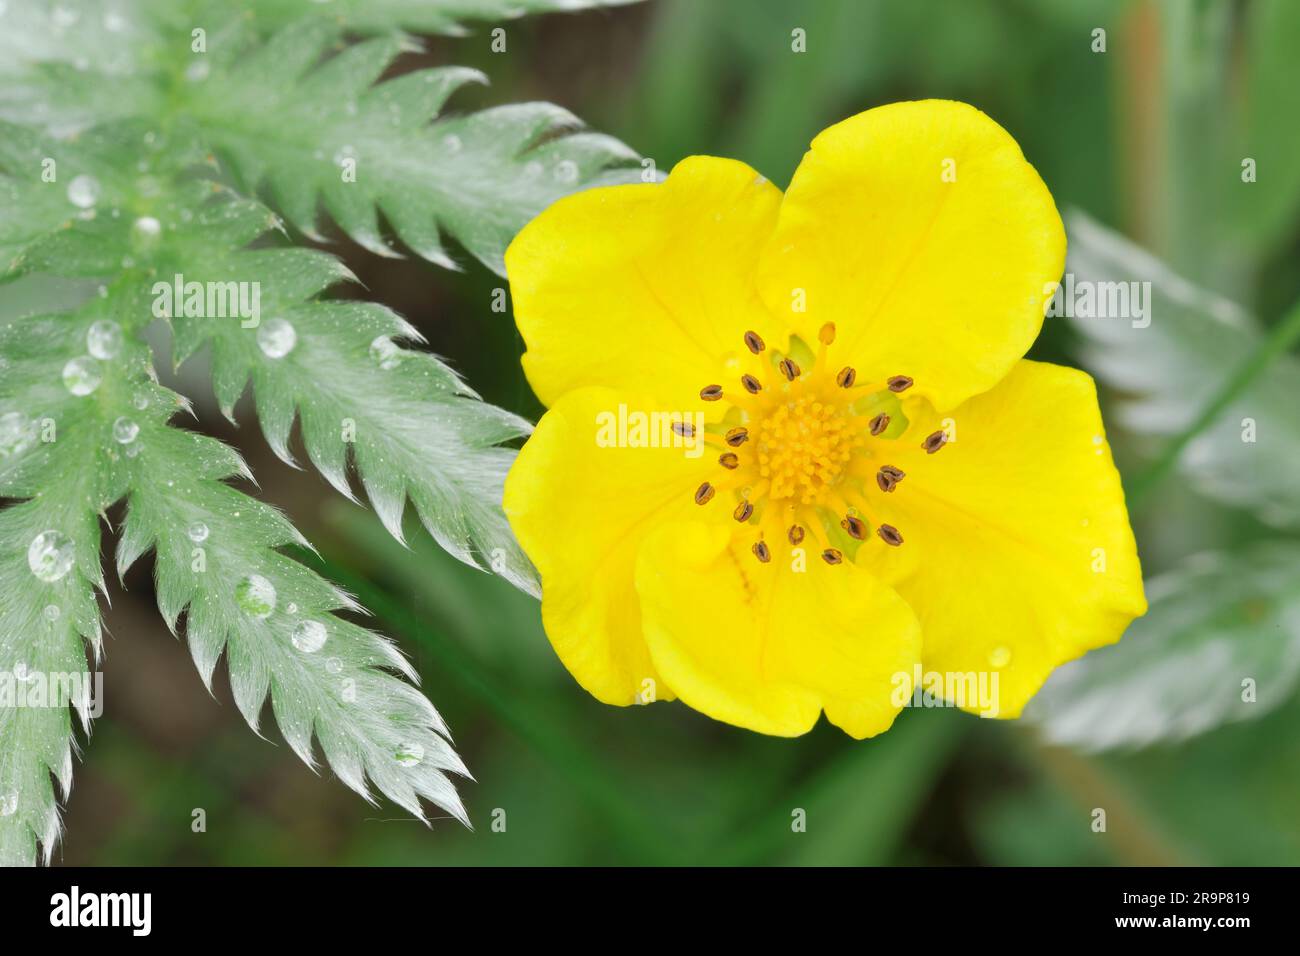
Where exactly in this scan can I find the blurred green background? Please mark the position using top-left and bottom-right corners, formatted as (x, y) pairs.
(53, 0), (1300, 865)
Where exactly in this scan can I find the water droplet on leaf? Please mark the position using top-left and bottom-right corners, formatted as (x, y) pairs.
(235, 574), (277, 618)
(28, 530), (74, 582)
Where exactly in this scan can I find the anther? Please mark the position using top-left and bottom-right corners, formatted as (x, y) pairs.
(694, 482), (715, 505)
(787, 525), (805, 545)
(779, 358), (800, 381)
(700, 384), (723, 401)
(877, 524), (904, 546)
(876, 465), (905, 493)
(719, 452), (739, 469)
(818, 322), (836, 345)
(734, 500), (754, 523)
(752, 540), (771, 563)
(836, 366), (856, 388)
(922, 430), (948, 454)
(724, 427), (749, 447)
(741, 374), (763, 394)
(840, 515), (867, 539)
(744, 330), (765, 354)
(869, 412), (891, 436)
(887, 375), (913, 393)
(671, 420), (695, 438)
(821, 548), (843, 565)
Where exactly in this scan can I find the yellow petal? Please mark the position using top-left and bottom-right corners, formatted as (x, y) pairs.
(758, 100), (1066, 413)
(503, 386), (709, 705)
(505, 156), (784, 409)
(856, 360), (1147, 718)
(635, 520), (921, 738)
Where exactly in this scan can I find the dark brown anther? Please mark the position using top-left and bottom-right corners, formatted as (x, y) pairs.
(876, 465), (905, 493)
(819, 322), (836, 345)
(868, 412), (891, 436)
(877, 524), (904, 546)
(719, 452), (740, 470)
(840, 515), (867, 539)
(700, 384), (724, 401)
(694, 482), (715, 505)
(821, 548), (843, 565)
(779, 358), (800, 381)
(887, 375), (914, 393)
(741, 374), (763, 394)
(744, 330), (766, 354)
(724, 427), (749, 447)
(671, 420), (695, 438)
(836, 366), (857, 388)
(752, 540), (771, 563)
(922, 429), (948, 454)
(787, 525), (805, 545)
(734, 500), (754, 522)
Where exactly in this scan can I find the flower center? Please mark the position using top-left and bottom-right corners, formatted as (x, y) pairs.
(691, 324), (949, 565)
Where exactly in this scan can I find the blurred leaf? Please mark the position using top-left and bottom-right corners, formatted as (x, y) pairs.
(1065, 209), (1300, 527)
(1026, 542), (1300, 750)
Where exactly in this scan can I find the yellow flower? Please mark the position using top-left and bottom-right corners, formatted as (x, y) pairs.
(502, 100), (1147, 738)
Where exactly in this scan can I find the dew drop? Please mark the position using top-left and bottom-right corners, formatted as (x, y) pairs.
(112, 416), (139, 444)
(131, 215), (162, 246)
(291, 619), (327, 654)
(554, 159), (578, 183)
(286, 602), (298, 615)
(988, 646), (1012, 669)
(187, 522), (209, 543)
(441, 134), (462, 154)
(0, 791), (16, 817)
(66, 174), (100, 208)
(235, 574), (277, 618)
(257, 318), (297, 359)
(394, 742), (425, 768)
(86, 319), (122, 360)
(62, 356), (103, 396)
(132, 392), (150, 410)
(368, 335), (402, 370)
(43, 604), (61, 622)
(28, 530), (74, 582)
(0, 412), (35, 458)
(325, 657), (343, 674)
(124, 442), (141, 459)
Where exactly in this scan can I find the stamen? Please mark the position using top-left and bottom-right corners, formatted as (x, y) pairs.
(694, 482), (715, 505)
(719, 452), (739, 469)
(724, 427), (749, 447)
(671, 420), (695, 438)
(787, 524), (805, 545)
(744, 330), (765, 354)
(887, 375), (913, 393)
(821, 548), (843, 565)
(741, 374), (763, 394)
(836, 367), (856, 388)
(876, 465), (905, 493)
(700, 384), (724, 402)
(922, 429), (948, 454)
(840, 515), (867, 539)
(734, 500), (754, 522)
(752, 540), (771, 563)
(877, 524), (904, 546)
(818, 323), (836, 345)
(868, 412), (890, 436)
(779, 358), (800, 381)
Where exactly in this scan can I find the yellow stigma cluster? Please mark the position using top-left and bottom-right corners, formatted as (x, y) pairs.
(753, 394), (862, 505)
